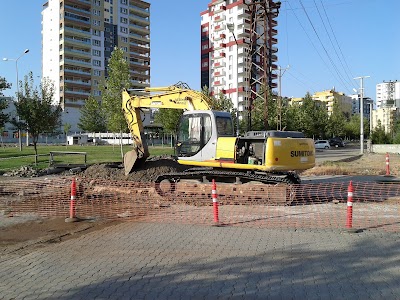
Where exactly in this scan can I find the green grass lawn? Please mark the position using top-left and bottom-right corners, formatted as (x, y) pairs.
(0, 144), (174, 172)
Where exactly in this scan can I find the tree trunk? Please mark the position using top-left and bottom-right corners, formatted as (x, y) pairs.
(34, 142), (38, 166)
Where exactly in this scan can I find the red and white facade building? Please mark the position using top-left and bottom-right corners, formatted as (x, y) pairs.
(201, 0), (280, 115)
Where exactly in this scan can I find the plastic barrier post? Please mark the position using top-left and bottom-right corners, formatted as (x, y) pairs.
(346, 181), (354, 228)
(385, 153), (390, 176)
(212, 179), (219, 224)
(65, 178), (79, 223)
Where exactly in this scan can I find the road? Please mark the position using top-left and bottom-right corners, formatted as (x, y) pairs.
(315, 146), (361, 164)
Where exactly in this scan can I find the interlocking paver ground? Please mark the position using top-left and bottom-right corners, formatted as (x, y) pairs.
(0, 222), (399, 299)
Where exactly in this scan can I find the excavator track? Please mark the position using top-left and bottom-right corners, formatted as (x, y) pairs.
(154, 169), (300, 205)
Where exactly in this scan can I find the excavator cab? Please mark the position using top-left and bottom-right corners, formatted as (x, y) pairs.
(175, 110), (234, 160)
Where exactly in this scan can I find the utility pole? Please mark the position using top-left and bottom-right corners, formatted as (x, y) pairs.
(354, 75), (370, 155)
(277, 65), (289, 131)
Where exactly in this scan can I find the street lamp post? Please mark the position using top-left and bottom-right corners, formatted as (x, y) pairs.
(354, 75), (370, 155)
(3, 49), (30, 151)
(227, 22), (240, 137)
(277, 65), (289, 131)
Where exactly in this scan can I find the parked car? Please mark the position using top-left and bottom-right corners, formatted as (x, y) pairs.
(315, 140), (331, 149)
(329, 138), (345, 147)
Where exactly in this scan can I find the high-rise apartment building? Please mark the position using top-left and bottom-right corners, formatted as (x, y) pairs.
(42, 0), (150, 131)
(200, 0), (280, 117)
(376, 80), (400, 109)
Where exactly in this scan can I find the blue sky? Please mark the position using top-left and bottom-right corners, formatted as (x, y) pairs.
(1, 0), (398, 101)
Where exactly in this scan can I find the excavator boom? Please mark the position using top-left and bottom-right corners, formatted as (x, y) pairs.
(122, 84), (213, 175)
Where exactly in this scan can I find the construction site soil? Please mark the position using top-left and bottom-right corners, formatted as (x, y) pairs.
(1, 152), (400, 254)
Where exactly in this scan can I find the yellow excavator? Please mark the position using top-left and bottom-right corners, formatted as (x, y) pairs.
(122, 82), (315, 194)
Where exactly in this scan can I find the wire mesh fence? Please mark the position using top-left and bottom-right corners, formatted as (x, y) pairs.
(1, 177), (399, 232)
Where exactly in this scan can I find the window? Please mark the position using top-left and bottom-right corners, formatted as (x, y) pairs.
(93, 59), (101, 67)
(121, 17), (128, 24)
(93, 29), (101, 36)
(120, 7), (128, 14)
(216, 116), (234, 137)
(121, 0), (127, 4)
(92, 39), (101, 47)
(94, 90), (102, 96)
(120, 26), (128, 34)
(92, 19), (101, 26)
(93, 70), (101, 76)
(93, 9), (100, 16)
(93, 0), (100, 6)
(92, 49), (101, 56)
(121, 36), (128, 43)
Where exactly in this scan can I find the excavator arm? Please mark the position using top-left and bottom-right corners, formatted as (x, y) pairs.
(122, 83), (212, 175)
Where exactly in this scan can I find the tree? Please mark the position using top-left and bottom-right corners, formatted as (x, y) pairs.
(154, 86), (236, 135)
(15, 72), (62, 164)
(0, 76), (11, 128)
(78, 96), (106, 132)
(101, 47), (131, 133)
(326, 98), (347, 138)
(100, 47), (131, 158)
(249, 87), (278, 131)
(371, 120), (391, 144)
(0, 76), (11, 95)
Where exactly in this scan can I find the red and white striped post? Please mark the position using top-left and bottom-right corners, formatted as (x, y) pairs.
(346, 181), (354, 228)
(385, 153), (390, 176)
(65, 178), (79, 222)
(212, 179), (219, 224)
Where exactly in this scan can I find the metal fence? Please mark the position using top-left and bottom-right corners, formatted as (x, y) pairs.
(1, 177), (399, 232)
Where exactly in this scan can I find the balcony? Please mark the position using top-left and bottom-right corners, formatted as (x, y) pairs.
(213, 33), (226, 41)
(129, 15), (150, 26)
(213, 79), (226, 86)
(64, 89), (90, 96)
(213, 42), (226, 50)
(213, 52), (226, 59)
(214, 24), (225, 32)
(64, 58), (91, 67)
(214, 4), (226, 13)
(129, 23), (150, 35)
(130, 33), (149, 43)
(64, 67), (91, 76)
(214, 15), (225, 23)
(237, 7), (250, 17)
(64, 4), (90, 16)
(64, 36), (91, 47)
(214, 61), (226, 68)
(129, 4), (150, 18)
(63, 26), (91, 38)
(64, 79), (91, 86)
(64, 12), (90, 24)
(64, 47), (91, 58)
(237, 27), (250, 38)
(213, 70), (226, 77)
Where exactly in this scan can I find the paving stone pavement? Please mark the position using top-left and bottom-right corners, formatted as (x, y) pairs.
(1, 222), (399, 300)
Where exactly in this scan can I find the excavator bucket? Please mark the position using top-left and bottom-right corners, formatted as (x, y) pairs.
(124, 150), (138, 175)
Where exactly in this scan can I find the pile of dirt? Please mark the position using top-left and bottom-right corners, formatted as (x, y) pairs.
(80, 155), (190, 182)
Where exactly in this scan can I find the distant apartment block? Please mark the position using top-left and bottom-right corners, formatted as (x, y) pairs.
(372, 107), (400, 134)
(42, 0), (150, 131)
(376, 80), (400, 109)
(200, 0), (280, 114)
(312, 90), (352, 117)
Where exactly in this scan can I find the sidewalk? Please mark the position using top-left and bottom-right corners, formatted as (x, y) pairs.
(1, 222), (399, 299)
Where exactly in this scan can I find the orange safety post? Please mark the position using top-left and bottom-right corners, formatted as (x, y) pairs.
(65, 177), (79, 222)
(385, 153), (390, 176)
(346, 181), (354, 228)
(212, 179), (219, 223)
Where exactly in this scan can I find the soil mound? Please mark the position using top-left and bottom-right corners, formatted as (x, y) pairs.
(80, 156), (190, 182)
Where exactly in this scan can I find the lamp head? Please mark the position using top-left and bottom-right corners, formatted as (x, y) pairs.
(2, 58), (8, 61)
(227, 23), (234, 32)
(24, 49), (29, 54)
